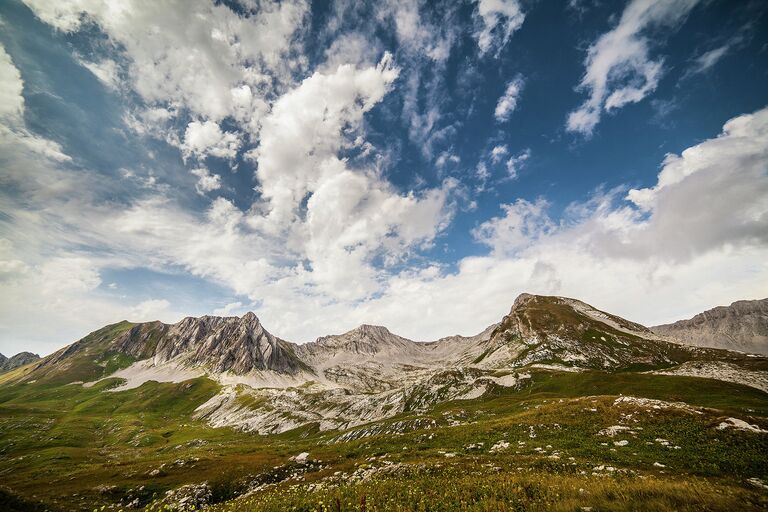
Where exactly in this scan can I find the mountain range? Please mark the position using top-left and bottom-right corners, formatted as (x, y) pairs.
(4, 293), (766, 435)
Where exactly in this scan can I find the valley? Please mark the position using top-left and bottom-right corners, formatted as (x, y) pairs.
(0, 294), (766, 511)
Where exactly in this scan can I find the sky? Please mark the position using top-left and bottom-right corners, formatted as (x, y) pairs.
(0, 0), (767, 356)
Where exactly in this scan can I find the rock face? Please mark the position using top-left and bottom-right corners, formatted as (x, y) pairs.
(652, 298), (768, 355)
(0, 351), (40, 373)
(152, 313), (308, 374)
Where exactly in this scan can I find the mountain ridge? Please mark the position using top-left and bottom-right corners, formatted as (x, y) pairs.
(11, 293), (756, 385)
(652, 298), (768, 355)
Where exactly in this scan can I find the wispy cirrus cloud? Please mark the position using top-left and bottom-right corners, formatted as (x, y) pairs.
(494, 75), (525, 122)
(567, 0), (700, 136)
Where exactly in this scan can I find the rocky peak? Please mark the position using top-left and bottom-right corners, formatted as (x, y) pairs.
(301, 323), (419, 362)
(485, 293), (687, 370)
(511, 292), (537, 311)
(241, 311), (259, 323)
(0, 351), (41, 373)
(151, 313), (307, 374)
(348, 324), (394, 339)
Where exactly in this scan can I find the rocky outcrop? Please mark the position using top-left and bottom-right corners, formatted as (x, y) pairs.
(154, 313), (309, 374)
(0, 351), (40, 373)
(652, 298), (768, 355)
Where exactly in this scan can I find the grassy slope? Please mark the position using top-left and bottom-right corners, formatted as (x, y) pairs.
(0, 369), (766, 511)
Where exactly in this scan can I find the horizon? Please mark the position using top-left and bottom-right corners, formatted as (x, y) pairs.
(1, 0), (767, 357)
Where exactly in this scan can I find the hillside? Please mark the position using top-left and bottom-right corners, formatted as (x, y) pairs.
(652, 298), (768, 355)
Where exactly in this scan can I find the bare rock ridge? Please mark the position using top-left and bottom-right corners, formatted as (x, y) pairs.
(29, 312), (309, 382)
(156, 312), (308, 374)
(0, 351), (40, 374)
(652, 298), (768, 355)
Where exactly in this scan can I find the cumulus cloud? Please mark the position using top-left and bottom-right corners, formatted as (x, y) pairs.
(473, 198), (553, 255)
(567, 0), (700, 135)
(190, 167), (222, 194)
(473, 0), (526, 56)
(246, 53), (455, 298)
(494, 75), (524, 121)
(182, 120), (241, 160)
(22, 0), (308, 127)
(249, 53), (399, 229)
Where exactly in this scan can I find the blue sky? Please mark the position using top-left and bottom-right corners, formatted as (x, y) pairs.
(1, 0), (767, 356)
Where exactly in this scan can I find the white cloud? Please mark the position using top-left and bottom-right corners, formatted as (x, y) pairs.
(182, 120), (241, 160)
(505, 148), (530, 179)
(322, 32), (383, 72)
(213, 301), (245, 317)
(494, 75), (524, 121)
(190, 167), (222, 194)
(473, 0), (526, 56)
(38, 257), (102, 296)
(79, 58), (120, 89)
(490, 144), (509, 163)
(567, 0), (700, 135)
(22, 0), (308, 127)
(685, 25), (751, 78)
(473, 198), (553, 255)
(248, 53), (401, 230)
(0, 46), (24, 121)
(0, 43), (71, 162)
(128, 299), (172, 321)
(435, 150), (461, 170)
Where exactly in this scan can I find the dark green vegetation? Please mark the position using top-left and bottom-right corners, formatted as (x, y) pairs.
(1, 365), (766, 511)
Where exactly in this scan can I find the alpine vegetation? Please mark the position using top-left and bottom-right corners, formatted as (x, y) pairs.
(1, 0), (767, 510)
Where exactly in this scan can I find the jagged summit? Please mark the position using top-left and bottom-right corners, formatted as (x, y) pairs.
(24, 312), (309, 384)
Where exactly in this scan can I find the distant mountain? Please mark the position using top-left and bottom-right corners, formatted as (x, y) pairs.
(26, 313), (309, 385)
(652, 298), (768, 355)
(0, 351), (40, 373)
(4, 293), (759, 435)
